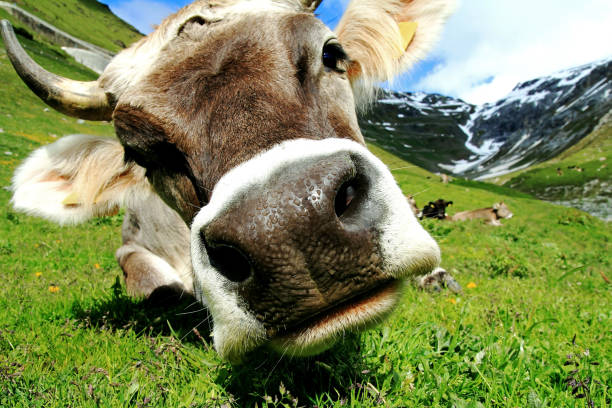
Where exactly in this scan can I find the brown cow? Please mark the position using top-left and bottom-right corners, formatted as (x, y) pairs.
(2, 0), (455, 362)
(450, 202), (514, 226)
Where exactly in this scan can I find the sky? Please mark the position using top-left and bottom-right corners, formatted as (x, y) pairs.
(102, 0), (612, 105)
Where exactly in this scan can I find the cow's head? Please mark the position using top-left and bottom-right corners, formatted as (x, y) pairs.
(2, 0), (455, 362)
(493, 202), (513, 219)
(421, 198), (453, 220)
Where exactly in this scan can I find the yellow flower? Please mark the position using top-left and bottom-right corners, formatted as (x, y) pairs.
(48, 285), (60, 293)
(94, 263), (101, 269)
(467, 282), (477, 289)
(447, 298), (457, 304)
(35, 272), (42, 277)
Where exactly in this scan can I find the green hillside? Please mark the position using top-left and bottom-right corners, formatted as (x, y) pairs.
(0, 10), (114, 161)
(3, 0), (142, 52)
(491, 114), (612, 220)
(0, 8), (117, 157)
(0, 13), (610, 408)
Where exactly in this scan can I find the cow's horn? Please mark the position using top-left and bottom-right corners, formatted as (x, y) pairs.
(1, 20), (113, 121)
(301, 0), (322, 11)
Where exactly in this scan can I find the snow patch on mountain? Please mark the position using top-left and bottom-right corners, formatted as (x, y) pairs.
(359, 56), (611, 181)
(440, 56), (612, 179)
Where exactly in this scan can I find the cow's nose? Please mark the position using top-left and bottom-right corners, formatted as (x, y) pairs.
(197, 152), (390, 330)
(201, 154), (372, 281)
(203, 239), (254, 282)
(202, 176), (366, 283)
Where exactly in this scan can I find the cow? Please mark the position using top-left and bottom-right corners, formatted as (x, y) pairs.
(439, 173), (451, 184)
(450, 202), (514, 226)
(414, 266), (461, 293)
(403, 195), (461, 293)
(1, 0), (456, 363)
(405, 194), (419, 217)
(420, 198), (453, 220)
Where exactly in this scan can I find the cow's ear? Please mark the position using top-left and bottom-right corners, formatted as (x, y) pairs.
(336, 0), (455, 92)
(12, 135), (148, 225)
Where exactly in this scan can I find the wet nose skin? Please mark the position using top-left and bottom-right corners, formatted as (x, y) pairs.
(201, 152), (392, 335)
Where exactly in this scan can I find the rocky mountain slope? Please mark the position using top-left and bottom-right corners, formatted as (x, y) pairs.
(498, 112), (612, 221)
(359, 57), (612, 180)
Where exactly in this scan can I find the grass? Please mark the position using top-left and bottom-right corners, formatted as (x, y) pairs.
(3, 0), (142, 52)
(0, 21), (611, 408)
(0, 8), (117, 146)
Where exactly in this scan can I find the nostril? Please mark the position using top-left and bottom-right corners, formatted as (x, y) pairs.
(334, 179), (357, 218)
(203, 234), (253, 282)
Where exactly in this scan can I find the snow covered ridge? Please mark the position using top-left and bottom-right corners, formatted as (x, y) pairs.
(452, 56), (612, 179)
(359, 56), (612, 180)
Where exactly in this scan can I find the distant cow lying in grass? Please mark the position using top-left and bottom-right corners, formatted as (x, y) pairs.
(450, 202), (514, 226)
(2, 0), (456, 363)
(420, 199), (453, 220)
(404, 195), (461, 293)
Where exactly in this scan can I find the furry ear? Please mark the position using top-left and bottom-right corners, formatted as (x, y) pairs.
(12, 134), (148, 225)
(336, 0), (456, 96)
(492, 202), (500, 210)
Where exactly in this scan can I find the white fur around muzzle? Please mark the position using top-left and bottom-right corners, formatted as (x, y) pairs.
(190, 138), (440, 362)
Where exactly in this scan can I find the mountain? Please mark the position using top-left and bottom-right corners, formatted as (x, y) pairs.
(359, 91), (474, 173)
(359, 57), (612, 180)
(496, 111), (612, 221)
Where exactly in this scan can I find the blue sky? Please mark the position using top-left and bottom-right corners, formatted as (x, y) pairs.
(101, 0), (612, 105)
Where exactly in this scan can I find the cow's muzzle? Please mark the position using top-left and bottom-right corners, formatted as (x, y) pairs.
(190, 139), (440, 362)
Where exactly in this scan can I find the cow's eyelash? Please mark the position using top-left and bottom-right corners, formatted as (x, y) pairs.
(177, 16), (222, 36)
(177, 16), (208, 36)
(322, 41), (349, 73)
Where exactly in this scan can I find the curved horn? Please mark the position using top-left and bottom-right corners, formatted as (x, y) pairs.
(301, 0), (323, 11)
(1, 20), (113, 121)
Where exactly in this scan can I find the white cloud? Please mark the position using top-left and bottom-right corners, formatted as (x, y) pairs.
(412, 0), (612, 104)
(108, 0), (179, 34)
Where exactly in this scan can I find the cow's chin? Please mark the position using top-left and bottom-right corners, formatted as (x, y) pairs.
(267, 279), (403, 357)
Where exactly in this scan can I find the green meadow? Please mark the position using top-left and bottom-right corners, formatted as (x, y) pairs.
(492, 116), (612, 221)
(0, 11), (610, 408)
(2, 0), (142, 52)
(495, 119), (612, 194)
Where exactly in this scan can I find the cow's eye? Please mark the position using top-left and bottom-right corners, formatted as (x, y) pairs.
(177, 16), (207, 35)
(177, 15), (221, 36)
(322, 40), (348, 73)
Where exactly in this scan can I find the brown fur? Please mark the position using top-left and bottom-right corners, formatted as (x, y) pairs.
(450, 202), (514, 226)
(113, 12), (361, 221)
(116, 190), (193, 298)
